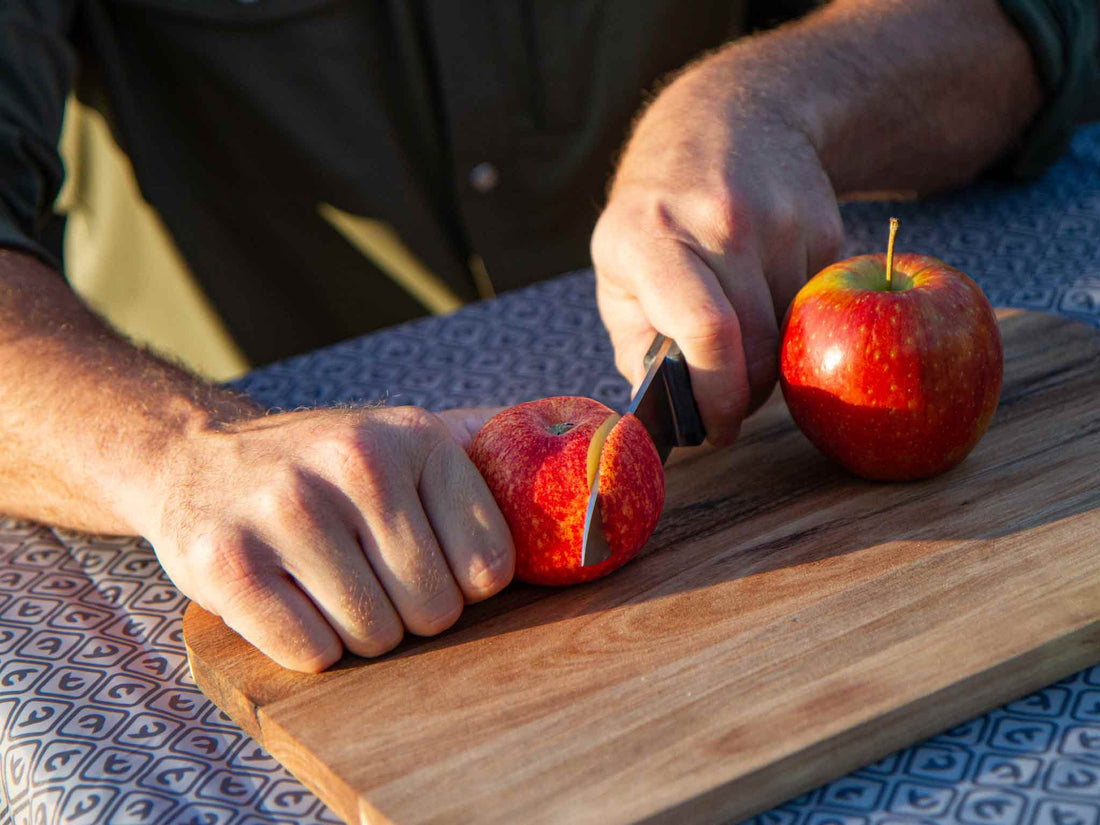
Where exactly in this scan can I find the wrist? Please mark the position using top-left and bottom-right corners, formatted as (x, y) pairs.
(112, 389), (263, 538)
(672, 27), (847, 183)
(614, 29), (832, 192)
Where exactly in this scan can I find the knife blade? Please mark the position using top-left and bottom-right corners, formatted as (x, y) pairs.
(580, 333), (706, 566)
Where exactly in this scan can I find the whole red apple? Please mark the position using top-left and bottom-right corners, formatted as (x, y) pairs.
(779, 219), (1003, 481)
(468, 396), (664, 586)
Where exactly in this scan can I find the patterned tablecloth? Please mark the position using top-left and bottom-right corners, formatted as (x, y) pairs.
(3, 123), (1100, 825)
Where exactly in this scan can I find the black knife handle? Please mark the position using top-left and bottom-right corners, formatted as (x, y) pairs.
(645, 335), (707, 448)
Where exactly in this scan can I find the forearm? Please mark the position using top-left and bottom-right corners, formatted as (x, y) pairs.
(672, 0), (1044, 196)
(0, 250), (260, 535)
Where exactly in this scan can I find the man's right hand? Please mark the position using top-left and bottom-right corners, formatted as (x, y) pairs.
(143, 405), (514, 672)
(592, 0), (1044, 449)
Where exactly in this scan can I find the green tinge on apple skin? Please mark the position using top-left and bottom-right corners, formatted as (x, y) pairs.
(824, 254), (956, 293)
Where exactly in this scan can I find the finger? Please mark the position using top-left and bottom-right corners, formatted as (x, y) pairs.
(290, 540), (405, 659)
(268, 480), (405, 658)
(593, 209), (661, 391)
(198, 533), (342, 673)
(419, 436), (514, 602)
(774, 241), (809, 325)
(804, 216), (842, 292)
(229, 576), (341, 672)
(707, 248), (782, 415)
(595, 274), (658, 392)
(435, 407), (507, 450)
(609, 237), (749, 446)
(352, 471), (466, 638)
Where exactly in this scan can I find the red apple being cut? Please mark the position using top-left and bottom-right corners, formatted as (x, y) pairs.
(779, 218), (1003, 480)
(469, 396), (664, 586)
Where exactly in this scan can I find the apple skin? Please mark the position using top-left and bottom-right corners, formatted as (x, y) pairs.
(779, 252), (1003, 481)
(468, 396), (664, 586)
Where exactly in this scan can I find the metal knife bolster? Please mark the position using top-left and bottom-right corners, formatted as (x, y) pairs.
(629, 334), (707, 463)
(580, 334), (706, 566)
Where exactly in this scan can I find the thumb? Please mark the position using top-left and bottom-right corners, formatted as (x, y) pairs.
(435, 407), (507, 450)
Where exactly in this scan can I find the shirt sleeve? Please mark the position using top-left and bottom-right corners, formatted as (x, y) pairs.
(0, 1), (77, 269)
(997, 0), (1100, 178)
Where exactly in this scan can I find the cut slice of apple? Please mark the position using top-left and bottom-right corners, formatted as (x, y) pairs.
(586, 412), (622, 489)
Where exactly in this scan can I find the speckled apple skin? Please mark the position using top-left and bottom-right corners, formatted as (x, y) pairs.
(468, 396), (664, 586)
(779, 253), (1003, 481)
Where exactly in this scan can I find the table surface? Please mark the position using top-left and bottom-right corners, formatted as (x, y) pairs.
(3, 124), (1100, 825)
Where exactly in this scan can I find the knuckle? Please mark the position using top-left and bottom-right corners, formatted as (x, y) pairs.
(421, 430), (465, 481)
(591, 206), (641, 281)
(769, 200), (801, 252)
(386, 406), (453, 467)
(408, 584), (463, 637)
(406, 414), (461, 471)
(745, 347), (780, 398)
(815, 212), (844, 270)
(353, 620), (405, 658)
(339, 586), (405, 657)
(648, 196), (681, 236)
(465, 545), (514, 600)
(590, 211), (614, 266)
(359, 625), (405, 658)
(257, 467), (319, 528)
(195, 529), (269, 613)
(323, 430), (397, 505)
(387, 404), (443, 436)
(219, 607), (343, 673)
(327, 430), (378, 480)
(682, 304), (740, 353)
(697, 189), (750, 250)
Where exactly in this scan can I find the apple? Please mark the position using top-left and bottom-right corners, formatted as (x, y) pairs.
(779, 218), (1003, 480)
(468, 396), (664, 586)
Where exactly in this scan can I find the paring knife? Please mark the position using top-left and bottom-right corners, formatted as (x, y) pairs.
(580, 333), (707, 566)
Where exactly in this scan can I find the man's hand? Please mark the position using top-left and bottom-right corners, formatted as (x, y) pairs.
(144, 406), (512, 672)
(593, 0), (1042, 445)
(592, 69), (842, 446)
(0, 251), (513, 672)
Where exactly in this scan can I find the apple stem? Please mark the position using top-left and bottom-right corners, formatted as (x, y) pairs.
(886, 217), (899, 290)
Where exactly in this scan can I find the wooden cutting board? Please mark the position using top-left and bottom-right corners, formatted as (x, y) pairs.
(184, 310), (1100, 825)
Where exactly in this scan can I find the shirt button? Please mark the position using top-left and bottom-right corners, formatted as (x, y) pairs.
(469, 162), (500, 194)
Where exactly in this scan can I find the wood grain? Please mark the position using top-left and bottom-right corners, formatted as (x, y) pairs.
(185, 310), (1100, 825)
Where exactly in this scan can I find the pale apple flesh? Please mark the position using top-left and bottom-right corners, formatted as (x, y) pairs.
(469, 396), (665, 586)
(587, 412), (622, 487)
(780, 252), (1003, 480)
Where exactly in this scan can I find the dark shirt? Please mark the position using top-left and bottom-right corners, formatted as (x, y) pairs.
(0, 0), (1096, 365)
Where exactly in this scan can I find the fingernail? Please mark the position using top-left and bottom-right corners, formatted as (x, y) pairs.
(468, 546), (514, 597)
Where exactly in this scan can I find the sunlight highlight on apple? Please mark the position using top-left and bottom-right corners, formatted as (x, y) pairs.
(820, 346), (844, 374)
